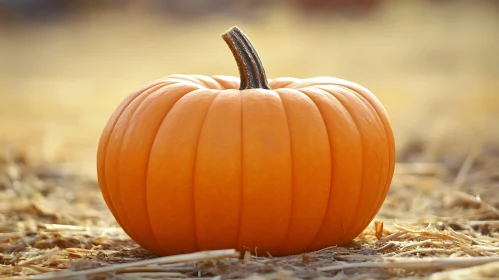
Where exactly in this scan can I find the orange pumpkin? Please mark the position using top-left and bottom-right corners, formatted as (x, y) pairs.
(97, 26), (395, 257)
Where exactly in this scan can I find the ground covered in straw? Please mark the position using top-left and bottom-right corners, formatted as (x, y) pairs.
(1, 138), (499, 280)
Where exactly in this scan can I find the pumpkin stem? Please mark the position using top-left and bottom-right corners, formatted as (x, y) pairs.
(222, 26), (271, 90)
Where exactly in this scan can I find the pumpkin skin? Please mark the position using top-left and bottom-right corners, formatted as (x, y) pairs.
(97, 27), (395, 257)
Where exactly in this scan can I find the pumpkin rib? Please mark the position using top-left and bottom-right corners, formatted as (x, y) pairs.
(294, 88), (333, 250)
(191, 75), (225, 90)
(319, 86), (383, 242)
(211, 75), (240, 90)
(236, 89), (293, 255)
(272, 78), (300, 89)
(325, 81), (395, 230)
(301, 78), (396, 196)
(300, 87), (363, 251)
(273, 89), (295, 254)
(191, 90), (223, 252)
(146, 88), (220, 254)
(341, 87), (390, 236)
(353, 93), (395, 227)
(119, 83), (201, 256)
(326, 90), (366, 243)
(351, 87), (396, 208)
(293, 81), (393, 244)
(328, 85), (389, 238)
(295, 88), (337, 251)
(102, 81), (190, 226)
(166, 74), (209, 86)
(192, 89), (242, 251)
(274, 88), (331, 255)
(156, 76), (208, 89)
(295, 79), (395, 189)
(104, 83), (170, 243)
(97, 83), (161, 233)
(324, 80), (395, 187)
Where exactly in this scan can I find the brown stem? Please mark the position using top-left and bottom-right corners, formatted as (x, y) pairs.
(221, 26), (270, 90)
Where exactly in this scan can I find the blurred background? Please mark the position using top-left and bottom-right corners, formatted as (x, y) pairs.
(0, 0), (498, 177)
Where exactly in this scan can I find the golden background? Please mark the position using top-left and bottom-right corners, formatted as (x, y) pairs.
(1, 0), (497, 177)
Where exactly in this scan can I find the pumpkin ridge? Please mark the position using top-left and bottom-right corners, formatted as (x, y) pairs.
(310, 87), (364, 244)
(321, 82), (395, 230)
(274, 78), (300, 89)
(98, 83), (162, 236)
(296, 88), (335, 252)
(211, 75), (240, 90)
(99, 82), (167, 217)
(191, 90), (222, 252)
(192, 75), (225, 90)
(105, 83), (169, 242)
(341, 87), (389, 235)
(208, 77), (225, 89)
(187, 75), (218, 89)
(318, 86), (375, 242)
(166, 75), (210, 87)
(310, 82), (396, 208)
(143, 87), (218, 254)
(349, 87), (396, 217)
(120, 83), (199, 255)
(235, 90), (293, 255)
(273, 89), (295, 254)
(352, 91), (395, 228)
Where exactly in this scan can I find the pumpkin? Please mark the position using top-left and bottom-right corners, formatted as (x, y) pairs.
(97, 26), (395, 257)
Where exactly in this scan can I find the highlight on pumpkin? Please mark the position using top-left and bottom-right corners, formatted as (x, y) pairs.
(96, 26), (395, 257)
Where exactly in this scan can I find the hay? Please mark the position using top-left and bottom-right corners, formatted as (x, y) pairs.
(1, 138), (499, 280)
